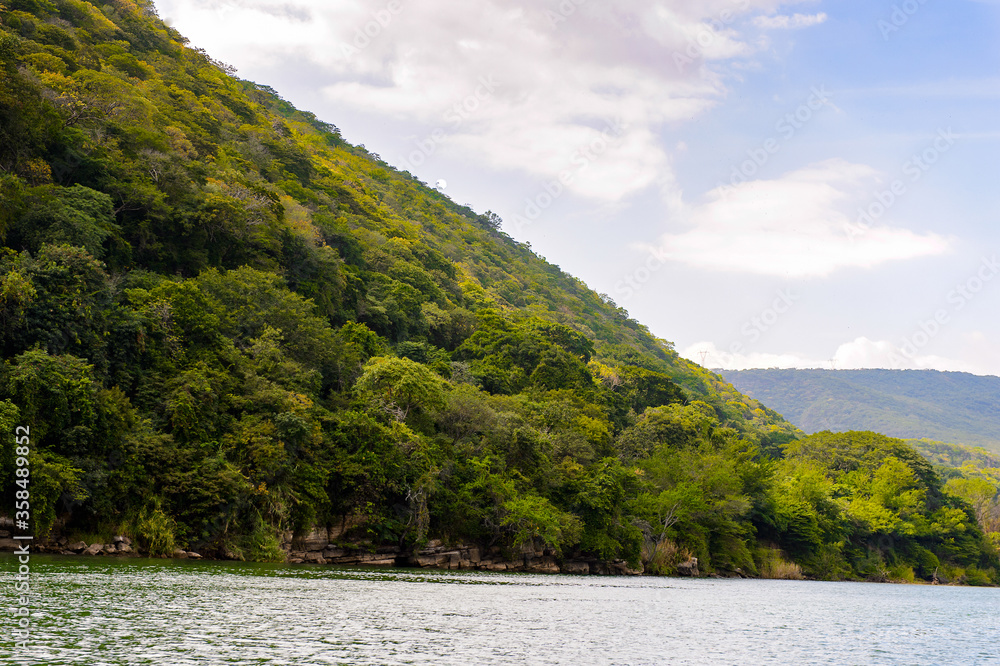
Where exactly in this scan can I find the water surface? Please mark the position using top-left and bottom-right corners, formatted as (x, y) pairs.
(3, 555), (998, 665)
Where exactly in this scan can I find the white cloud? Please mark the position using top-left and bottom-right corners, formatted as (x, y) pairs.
(653, 159), (954, 278)
(829, 337), (983, 373)
(753, 13), (828, 29)
(682, 336), (1000, 376)
(155, 0), (811, 201)
(682, 341), (826, 371)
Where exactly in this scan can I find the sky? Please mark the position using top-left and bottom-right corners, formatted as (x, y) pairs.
(154, 0), (1000, 376)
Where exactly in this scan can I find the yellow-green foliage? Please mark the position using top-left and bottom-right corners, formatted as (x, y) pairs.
(643, 539), (693, 576)
(757, 547), (804, 580)
(132, 502), (176, 557)
(887, 564), (916, 584)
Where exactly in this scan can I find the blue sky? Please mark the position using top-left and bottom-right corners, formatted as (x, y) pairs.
(155, 0), (1000, 375)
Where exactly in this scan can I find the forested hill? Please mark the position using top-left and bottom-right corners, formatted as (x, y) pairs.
(721, 369), (1000, 453)
(0, 1), (996, 584)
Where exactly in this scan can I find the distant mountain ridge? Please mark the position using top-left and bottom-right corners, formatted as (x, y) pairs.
(719, 369), (1000, 452)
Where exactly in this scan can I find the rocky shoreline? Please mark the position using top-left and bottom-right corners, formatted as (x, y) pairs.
(0, 534), (656, 576)
(0, 518), (977, 584)
(286, 538), (650, 576)
(0, 520), (691, 577)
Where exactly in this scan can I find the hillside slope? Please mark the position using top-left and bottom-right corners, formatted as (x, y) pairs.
(0, 0), (995, 582)
(720, 369), (1000, 452)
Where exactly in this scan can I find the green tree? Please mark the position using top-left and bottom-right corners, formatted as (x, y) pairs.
(11, 185), (119, 258)
(356, 356), (448, 421)
(501, 494), (582, 555)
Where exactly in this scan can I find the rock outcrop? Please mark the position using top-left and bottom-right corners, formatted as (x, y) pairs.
(0, 515), (654, 576)
(676, 557), (699, 577)
(82, 543), (104, 556)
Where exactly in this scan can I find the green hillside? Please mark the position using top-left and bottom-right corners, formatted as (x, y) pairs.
(908, 439), (1000, 470)
(721, 369), (1000, 452)
(0, 0), (996, 583)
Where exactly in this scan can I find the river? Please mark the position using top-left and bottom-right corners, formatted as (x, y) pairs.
(3, 555), (998, 665)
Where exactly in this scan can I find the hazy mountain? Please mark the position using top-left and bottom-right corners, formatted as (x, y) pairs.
(720, 369), (1000, 452)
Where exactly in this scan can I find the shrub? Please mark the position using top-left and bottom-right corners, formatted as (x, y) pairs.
(131, 500), (176, 556)
(757, 546), (804, 580)
(239, 513), (286, 562)
(644, 539), (693, 576)
(887, 564), (916, 583)
(963, 567), (994, 587)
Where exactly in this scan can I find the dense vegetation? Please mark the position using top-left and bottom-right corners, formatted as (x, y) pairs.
(907, 439), (1000, 559)
(909, 439), (1000, 470)
(0, 0), (996, 583)
(722, 369), (1000, 452)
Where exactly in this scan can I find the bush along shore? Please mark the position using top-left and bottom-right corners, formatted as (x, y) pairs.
(0, 514), (988, 585)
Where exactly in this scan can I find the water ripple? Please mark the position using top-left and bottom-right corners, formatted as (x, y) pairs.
(2, 555), (998, 665)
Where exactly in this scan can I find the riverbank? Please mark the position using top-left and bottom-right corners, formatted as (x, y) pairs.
(0, 530), (649, 576)
(0, 512), (664, 576)
(0, 518), (983, 585)
(2, 535), (987, 585)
